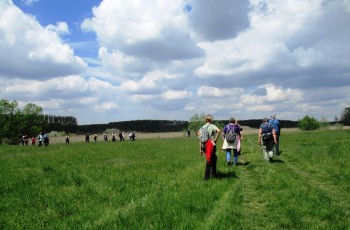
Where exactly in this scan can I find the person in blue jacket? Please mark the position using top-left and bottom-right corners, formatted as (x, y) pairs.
(269, 115), (281, 155)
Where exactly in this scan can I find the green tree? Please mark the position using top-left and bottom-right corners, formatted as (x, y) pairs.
(21, 103), (46, 138)
(0, 99), (46, 144)
(340, 107), (350, 125)
(0, 100), (21, 144)
(297, 115), (320, 131)
(188, 113), (206, 135)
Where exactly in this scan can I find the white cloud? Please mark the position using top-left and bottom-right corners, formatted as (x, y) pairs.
(94, 102), (119, 112)
(120, 70), (176, 93)
(81, 0), (204, 61)
(198, 86), (244, 97)
(46, 21), (70, 35)
(2, 0), (350, 124)
(0, 1), (86, 79)
(162, 90), (192, 100)
(21, 0), (38, 6)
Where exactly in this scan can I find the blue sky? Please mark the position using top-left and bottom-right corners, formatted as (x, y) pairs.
(1, 0), (350, 124)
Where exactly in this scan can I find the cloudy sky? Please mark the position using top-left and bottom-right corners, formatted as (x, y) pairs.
(1, 0), (349, 124)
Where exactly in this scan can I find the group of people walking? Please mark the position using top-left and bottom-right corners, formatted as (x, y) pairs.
(199, 114), (280, 180)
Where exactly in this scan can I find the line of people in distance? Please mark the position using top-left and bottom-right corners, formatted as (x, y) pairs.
(20, 132), (50, 147)
(199, 114), (280, 180)
(84, 131), (136, 143)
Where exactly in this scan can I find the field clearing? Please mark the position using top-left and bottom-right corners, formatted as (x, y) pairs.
(49, 126), (348, 144)
(1, 129), (349, 229)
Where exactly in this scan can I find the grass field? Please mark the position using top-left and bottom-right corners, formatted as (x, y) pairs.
(1, 129), (349, 229)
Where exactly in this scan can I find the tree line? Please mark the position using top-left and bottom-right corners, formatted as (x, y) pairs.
(2, 99), (350, 144)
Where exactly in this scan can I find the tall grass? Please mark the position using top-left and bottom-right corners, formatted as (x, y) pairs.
(1, 130), (349, 229)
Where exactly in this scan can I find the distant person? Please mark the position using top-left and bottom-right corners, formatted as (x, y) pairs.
(235, 119), (243, 155)
(198, 115), (221, 180)
(129, 131), (135, 141)
(119, 132), (123, 141)
(269, 114), (281, 155)
(65, 135), (70, 144)
(258, 118), (277, 162)
(85, 133), (90, 143)
(21, 135), (25, 146)
(112, 133), (116, 142)
(93, 133), (97, 143)
(31, 136), (36, 146)
(187, 129), (191, 137)
(37, 133), (43, 147)
(104, 132), (108, 142)
(43, 133), (49, 146)
(24, 134), (29, 145)
(222, 117), (243, 166)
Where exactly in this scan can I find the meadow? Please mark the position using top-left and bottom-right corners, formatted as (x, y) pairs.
(0, 129), (349, 229)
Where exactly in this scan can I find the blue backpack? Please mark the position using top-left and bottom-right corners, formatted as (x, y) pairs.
(269, 119), (280, 133)
(261, 123), (273, 141)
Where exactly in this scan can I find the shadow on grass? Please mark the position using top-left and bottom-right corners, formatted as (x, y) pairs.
(272, 159), (284, 164)
(237, 161), (250, 166)
(214, 170), (239, 179)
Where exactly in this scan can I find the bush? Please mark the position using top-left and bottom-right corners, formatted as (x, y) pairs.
(340, 107), (350, 125)
(298, 115), (320, 131)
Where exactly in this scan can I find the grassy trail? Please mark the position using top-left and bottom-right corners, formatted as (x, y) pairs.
(1, 130), (349, 229)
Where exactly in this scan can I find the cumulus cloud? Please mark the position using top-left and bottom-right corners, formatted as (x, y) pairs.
(195, 0), (350, 90)
(2, 0), (350, 123)
(81, 0), (204, 61)
(0, 1), (86, 80)
(45, 21), (70, 35)
(186, 0), (251, 41)
(119, 70), (176, 94)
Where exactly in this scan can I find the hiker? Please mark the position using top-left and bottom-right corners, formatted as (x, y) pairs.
(43, 133), (49, 146)
(119, 131), (123, 141)
(129, 131), (135, 141)
(104, 132), (108, 142)
(31, 136), (36, 146)
(258, 118), (278, 162)
(65, 135), (70, 144)
(112, 133), (116, 142)
(222, 117), (243, 166)
(198, 114), (221, 180)
(85, 133), (90, 143)
(269, 114), (281, 155)
(235, 119), (243, 155)
(37, 133), (43, 147)
(93, 133), (98, 143)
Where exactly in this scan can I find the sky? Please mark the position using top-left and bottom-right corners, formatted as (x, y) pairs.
(1, 0), (350, 124)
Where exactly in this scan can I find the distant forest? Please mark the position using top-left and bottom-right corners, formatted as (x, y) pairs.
(75, 119), (298, 134)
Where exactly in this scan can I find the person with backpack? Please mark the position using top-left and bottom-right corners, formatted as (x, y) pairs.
(198, 115), (221, 180)
(222, 117), (243, 166)
(37, 132), (43, 147)
(269, 114), (281, 155)
(258, 118), (278, 162)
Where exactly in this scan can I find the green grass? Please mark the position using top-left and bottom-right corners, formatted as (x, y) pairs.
(1, 130), (350, 229)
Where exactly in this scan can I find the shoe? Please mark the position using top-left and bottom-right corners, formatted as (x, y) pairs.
(269, 158), (273, 163)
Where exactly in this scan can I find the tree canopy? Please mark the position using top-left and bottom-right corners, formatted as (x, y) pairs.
(0, 99), (45, 144)
(340, 107), (350, 125)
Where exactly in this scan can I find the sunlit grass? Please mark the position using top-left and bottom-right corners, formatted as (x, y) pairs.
(1, 130), (349, 229)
